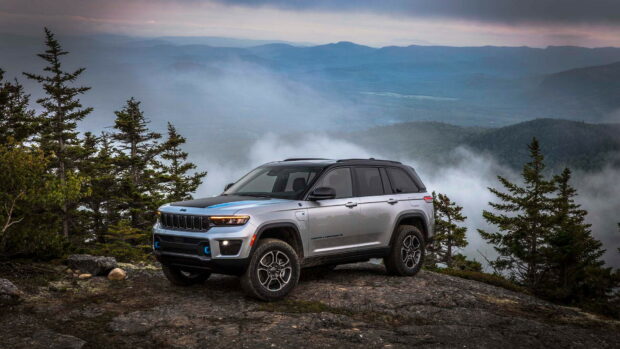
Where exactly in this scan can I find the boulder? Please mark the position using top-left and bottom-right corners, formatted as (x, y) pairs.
(0, 278), (22, 305)
(78, 273), (92, 280)
(67, 254), (117, 276)
(108, 268), (127, 281)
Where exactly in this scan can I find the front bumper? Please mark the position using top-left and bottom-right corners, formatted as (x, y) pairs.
(152, 221), (256, 275)
(154, 249), (249, 275)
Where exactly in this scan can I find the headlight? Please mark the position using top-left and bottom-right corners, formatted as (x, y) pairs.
(209, 215), (250, 226)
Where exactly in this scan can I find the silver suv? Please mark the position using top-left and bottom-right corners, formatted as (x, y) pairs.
(153, 158), (434, 300)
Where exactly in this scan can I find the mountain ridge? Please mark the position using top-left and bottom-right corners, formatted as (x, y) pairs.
(343, 118), (620, 169)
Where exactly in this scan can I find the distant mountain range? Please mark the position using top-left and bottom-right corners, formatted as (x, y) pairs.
(343, 119), (620, 170)
(535, 61), (620, 117)
(1, 33), (620, 165)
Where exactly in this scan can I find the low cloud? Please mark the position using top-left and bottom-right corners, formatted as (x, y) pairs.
(193, 134), (620, 269)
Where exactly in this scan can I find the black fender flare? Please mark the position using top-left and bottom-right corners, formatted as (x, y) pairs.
(250, 222), (304, 259)
(389, 211), (430, 247)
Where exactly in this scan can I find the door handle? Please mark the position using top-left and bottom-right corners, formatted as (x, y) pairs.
(387, 198), (398, 205)
(345, 202), (357, 208)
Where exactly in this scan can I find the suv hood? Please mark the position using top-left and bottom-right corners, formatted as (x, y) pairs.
(169, 195), (290, 210)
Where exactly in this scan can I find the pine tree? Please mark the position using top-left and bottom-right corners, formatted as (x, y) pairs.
(479, 138), (556, 289)
(23, 28), (92, 237)
(0, 69), (36, 144)
(158, 122), (207, 202)
(111, 98), (162, 232)
(427, 191), (468, 269)
(79, 132), (119, 242)
(541, 168), (611, 303)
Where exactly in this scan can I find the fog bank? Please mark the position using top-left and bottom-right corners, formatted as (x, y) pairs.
(190, 134), (620, 269)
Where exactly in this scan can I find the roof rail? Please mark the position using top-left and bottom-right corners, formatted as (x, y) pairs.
(336, 158), (402, 164)
(283, 158), (329, 161)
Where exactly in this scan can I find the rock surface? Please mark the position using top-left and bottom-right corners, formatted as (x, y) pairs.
(27, 328), (86, 349)
(1, 262), (619, 348)
(0, 277), (21, 305)
(107, 268), (127, 281)
(67, 254), (117, 276)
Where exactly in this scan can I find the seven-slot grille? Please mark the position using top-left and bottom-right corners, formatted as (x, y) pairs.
(160, 213), (210, 231)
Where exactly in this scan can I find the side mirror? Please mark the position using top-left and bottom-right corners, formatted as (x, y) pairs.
(308, 187), (336, 200)
(224, 183), (234, 191)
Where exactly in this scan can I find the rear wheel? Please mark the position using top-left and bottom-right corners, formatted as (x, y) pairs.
(162, 264), (211, 286)
(241, 238), (300, 301)
(384, 225), (425, 276)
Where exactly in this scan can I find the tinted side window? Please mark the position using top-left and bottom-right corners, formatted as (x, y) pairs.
(315, 168), (352, 199)
(379, 168), (393, 194)
(386, 168), (419, 193)
(354, 167), (384, 197)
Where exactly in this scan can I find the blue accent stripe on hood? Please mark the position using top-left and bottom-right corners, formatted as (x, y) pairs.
(208, 200), (267, 208)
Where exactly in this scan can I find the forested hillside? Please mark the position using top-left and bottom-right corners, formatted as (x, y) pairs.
(344, 119), (620, 170)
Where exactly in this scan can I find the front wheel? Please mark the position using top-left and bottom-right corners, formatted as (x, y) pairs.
(162, 264), (211, 286)
(241, 238), (300, 301)
(384, 225), (425, 276)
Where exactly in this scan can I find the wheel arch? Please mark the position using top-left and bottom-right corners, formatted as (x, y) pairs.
(389, 211), (430, 247)
(252, 222), (304, 259)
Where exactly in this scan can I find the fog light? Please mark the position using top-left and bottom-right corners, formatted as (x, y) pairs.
(219, 240), (242, 255)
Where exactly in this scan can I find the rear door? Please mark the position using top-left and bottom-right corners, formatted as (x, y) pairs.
(353, 167), (400, 247)
(384, 166), (426, 225)
(306, 167), (361, 255)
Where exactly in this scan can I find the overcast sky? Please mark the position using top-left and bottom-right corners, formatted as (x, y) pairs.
(1, 0), (619, 47)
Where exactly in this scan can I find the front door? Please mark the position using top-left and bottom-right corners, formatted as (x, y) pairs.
(306, 167), (360, 256)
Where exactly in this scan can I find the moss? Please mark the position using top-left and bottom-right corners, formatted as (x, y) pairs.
(259, 299), (410, 326)
(259, 299), (352, 315)
(435, 268), (527, 294)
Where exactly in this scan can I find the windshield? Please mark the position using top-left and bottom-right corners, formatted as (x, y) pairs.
(223, 165), (323, 200)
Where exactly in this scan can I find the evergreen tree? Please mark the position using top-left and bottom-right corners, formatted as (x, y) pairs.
(541, 168), (615, 305)
(158, 122), (207, 202)
(427, 191), (468, 268)
(23, 28), (92, 237)
(0, 69), (36, 144)
(479, 138), (556, 290)
(111, 98), (162, 232)
(78, 132), (119, 242)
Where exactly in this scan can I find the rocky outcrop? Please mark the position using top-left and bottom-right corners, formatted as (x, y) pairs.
(0, 278), (21, 305)
(2, 262), (619, 348)
(28, 329), (86, 349)
(66, 254), (117, 276)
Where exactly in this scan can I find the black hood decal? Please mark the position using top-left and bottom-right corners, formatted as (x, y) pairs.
(170, 195), (270, 208)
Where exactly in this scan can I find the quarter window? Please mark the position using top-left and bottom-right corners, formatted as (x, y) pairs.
(314, 168), (352, 199)
(354, 167), (384, 197)
(386, 168), (419, 193)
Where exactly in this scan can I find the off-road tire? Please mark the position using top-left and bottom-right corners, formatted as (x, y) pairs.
(162, 264), (211, 286)
(384, 225), (425, 276)
(241, 238), (300, 301)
